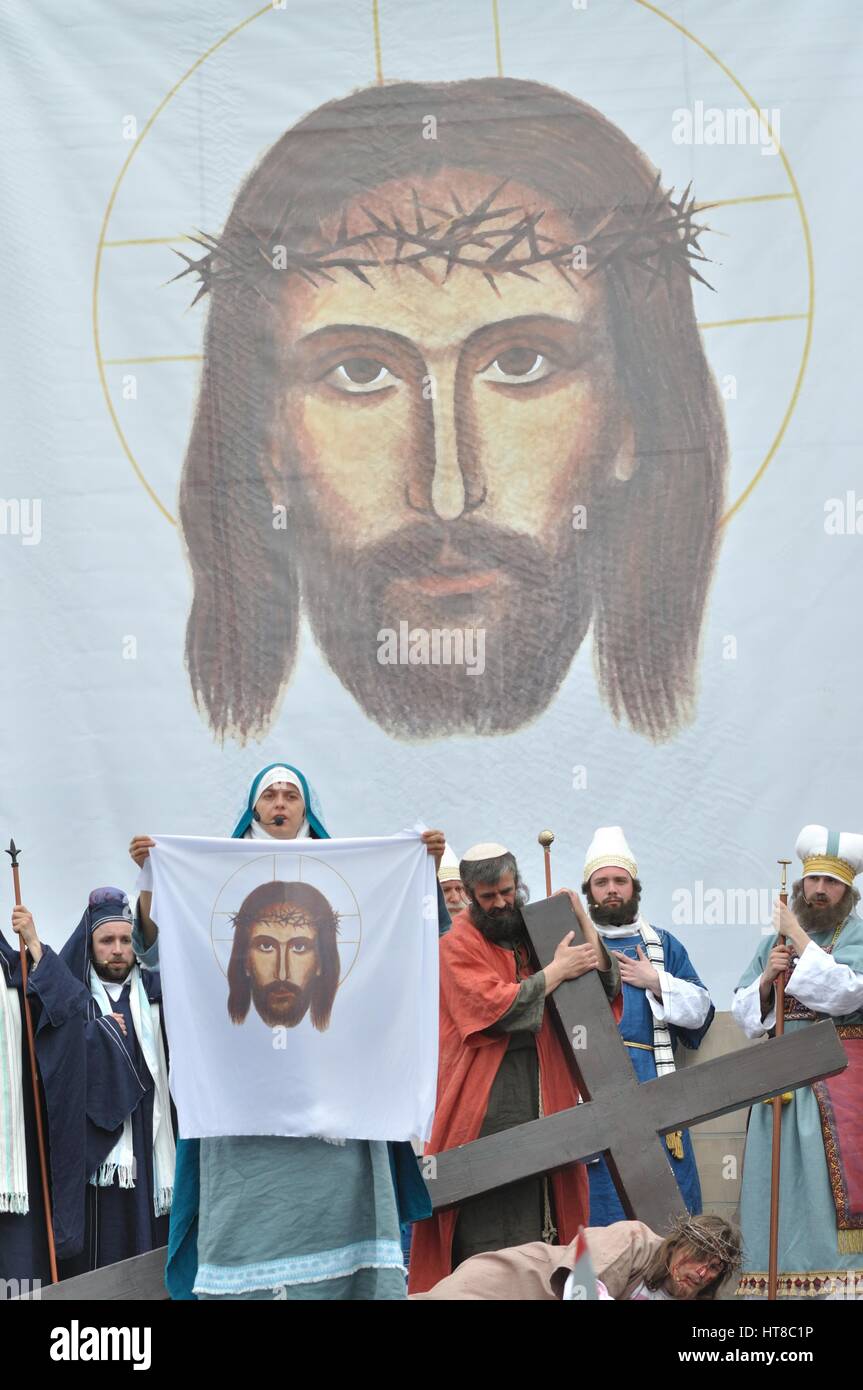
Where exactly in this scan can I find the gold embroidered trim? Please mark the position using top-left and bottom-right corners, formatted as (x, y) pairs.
(735, 1269), (863, 1298)
(813, 1026), (863, 1235)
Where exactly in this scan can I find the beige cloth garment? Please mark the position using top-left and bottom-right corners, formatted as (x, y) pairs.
(411, 1219), (662, 1300)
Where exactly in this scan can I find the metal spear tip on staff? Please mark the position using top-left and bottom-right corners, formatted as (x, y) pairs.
(5, 838), (59, 1283)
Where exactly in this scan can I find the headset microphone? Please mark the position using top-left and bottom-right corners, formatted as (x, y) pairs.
(273, 816), (286, 826)
(252, 809), (261, 822)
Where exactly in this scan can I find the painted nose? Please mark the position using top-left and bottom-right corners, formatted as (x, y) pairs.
(430, 389), (466, 522)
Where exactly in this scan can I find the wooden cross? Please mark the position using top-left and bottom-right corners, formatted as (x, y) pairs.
(426, 893), (847, 1231)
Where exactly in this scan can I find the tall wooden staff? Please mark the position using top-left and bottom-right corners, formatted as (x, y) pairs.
(539, 829), (555, 896)
(767, 857), (792, 1301)
(5, 840), (58, 1283)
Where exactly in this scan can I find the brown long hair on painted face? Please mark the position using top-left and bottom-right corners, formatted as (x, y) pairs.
(180, 77), (727, 744)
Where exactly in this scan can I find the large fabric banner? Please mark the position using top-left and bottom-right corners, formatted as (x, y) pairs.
(3, 2), (862, 1006)
(147, 831), (439, 1141)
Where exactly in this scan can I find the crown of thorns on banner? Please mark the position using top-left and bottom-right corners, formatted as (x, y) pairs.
(170, 176), (716, 306)
(230, 903), (341, 931)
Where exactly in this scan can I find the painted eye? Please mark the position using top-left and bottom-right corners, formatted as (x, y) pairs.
(481, 347), (553, 385)
(255, 942), (275, 953)
(327, 358), (400, 393)
(290, 942), (310, 954)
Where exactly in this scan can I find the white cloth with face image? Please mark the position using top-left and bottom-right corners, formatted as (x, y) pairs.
(145, 831), (439, 1142)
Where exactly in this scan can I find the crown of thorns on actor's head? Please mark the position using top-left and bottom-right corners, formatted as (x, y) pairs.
(226, 880), (341, 1030)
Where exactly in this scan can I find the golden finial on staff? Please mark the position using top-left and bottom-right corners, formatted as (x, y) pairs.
(538, 830), (555, 896)
(778, 859), (792, 901)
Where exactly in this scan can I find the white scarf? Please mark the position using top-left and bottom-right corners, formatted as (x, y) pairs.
(0, 968), (28, 1214)
(88, 964), (175, 1215)
(596, 914), (675, 1076)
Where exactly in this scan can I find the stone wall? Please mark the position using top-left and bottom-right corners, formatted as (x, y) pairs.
(677, 1010), (759, 1221)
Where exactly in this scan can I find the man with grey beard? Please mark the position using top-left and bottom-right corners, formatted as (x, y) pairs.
(733, 823), (863, 1299)
(408, 842), (620, 1294)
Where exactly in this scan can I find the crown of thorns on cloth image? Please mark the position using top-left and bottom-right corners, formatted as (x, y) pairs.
(170, 176), (716, 305)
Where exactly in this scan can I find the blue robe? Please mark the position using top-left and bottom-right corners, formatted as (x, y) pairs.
(588, 926), (714, 1226)
(0, 934), (90, 1284)
(58, 968), (171, 1275)
(57, 909), (174, 1276)
(734, 918), (863, 1298)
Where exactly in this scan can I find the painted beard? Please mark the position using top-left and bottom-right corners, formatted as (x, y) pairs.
(791, 884), (853, 937)
(295, 504), (594, 740)
(587, 889), (641, 929)
(470, 900), (528, 946)
(251, 979), (311, 1028)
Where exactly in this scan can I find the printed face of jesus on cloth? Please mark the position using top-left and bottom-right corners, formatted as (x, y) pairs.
(247, 907), (320, 1028)
(227, 881), (341, 1032)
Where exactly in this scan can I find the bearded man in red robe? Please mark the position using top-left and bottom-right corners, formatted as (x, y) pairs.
(409, 842), (621, 1294)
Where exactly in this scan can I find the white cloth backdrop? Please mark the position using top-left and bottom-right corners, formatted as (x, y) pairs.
(147, 831), (439, 1141)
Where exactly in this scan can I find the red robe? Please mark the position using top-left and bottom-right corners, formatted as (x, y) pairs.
(409, 910), (620, 1294)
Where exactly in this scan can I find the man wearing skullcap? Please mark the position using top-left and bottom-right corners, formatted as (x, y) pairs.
(408, 842), (620, 1294)
(580, 826), (714, 1225)
(437, 845), (469, 917)
(733, 824), (863, 1298)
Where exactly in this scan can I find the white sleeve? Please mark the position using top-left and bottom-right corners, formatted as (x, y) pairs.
(646, 970), (711, 1030)
(732, 976), (776, 1038)
(788, 941), (863, 1015)
(136, 859), (153, 893)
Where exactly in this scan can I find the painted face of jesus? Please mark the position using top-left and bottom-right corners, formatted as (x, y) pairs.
(268, 170), (633, 738)
(247, 908), (320, 1028)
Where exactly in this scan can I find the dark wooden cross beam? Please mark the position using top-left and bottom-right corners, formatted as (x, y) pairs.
(426, 894), (847, 1233)
(14, 1246), (169, 1301)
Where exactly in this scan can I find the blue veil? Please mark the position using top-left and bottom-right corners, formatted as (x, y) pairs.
(230, 762), (329, 840)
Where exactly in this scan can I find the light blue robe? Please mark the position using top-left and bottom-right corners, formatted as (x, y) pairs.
(734, 917), (863, 1299)
(588, 927), (713, 1226)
